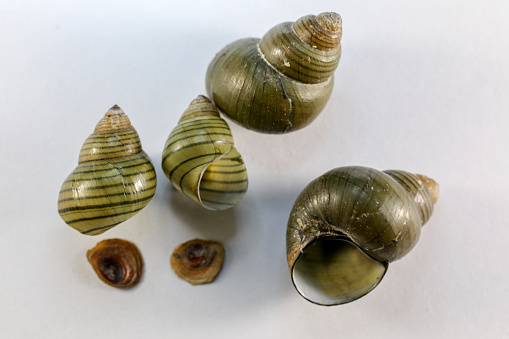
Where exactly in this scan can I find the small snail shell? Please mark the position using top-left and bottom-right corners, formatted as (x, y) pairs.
(162, 96), (248, 210)
(87, 238), (143, 288)
(206, 12), (342, 134)
(286, 166), (438, 306)
(58, 106), (157, 235)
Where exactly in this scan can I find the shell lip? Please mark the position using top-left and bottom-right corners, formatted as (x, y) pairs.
(290, 235), (389, 306)
(196, 142), (233, 211)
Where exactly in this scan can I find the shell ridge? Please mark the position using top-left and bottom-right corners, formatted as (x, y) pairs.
(196, 143), (233, 210)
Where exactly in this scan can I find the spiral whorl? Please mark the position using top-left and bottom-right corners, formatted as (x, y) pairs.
(384, 170), (437, 225)
(78, 105), (142, 163)
(258, 12), (342, 84)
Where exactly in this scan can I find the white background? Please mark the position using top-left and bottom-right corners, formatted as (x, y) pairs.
(1, 0), (507, 338)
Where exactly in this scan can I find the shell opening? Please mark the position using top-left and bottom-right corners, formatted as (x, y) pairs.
(292, 238), (387, 306)
(197, 143), (247, 211)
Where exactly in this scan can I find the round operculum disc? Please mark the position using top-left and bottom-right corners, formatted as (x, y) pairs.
(292, 238), (388, 306)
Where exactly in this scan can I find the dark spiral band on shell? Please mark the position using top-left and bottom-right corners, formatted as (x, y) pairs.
(58, 106), (157, 235)
(259, 14), (342, 84)
(206, 12), (342, 133)
(162, 96), (248, 210)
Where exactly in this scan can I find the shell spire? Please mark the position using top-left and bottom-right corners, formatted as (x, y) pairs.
(178, 96), (220, 123)
(258, 12), (342, 84)
(93, 105), (131, 132)
(78, 105), (141, 164)
(294, 12), (343, 50)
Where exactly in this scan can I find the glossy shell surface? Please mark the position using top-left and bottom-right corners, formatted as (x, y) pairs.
(58, 106), (156, 235)
(162, 96), (248, 210)
(286, 166), (438, 305)
(206, 12), (342, 133)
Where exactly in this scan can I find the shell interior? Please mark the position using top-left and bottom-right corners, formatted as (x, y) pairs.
(197, 144), (247, 210)
(292, 238), (387, 306)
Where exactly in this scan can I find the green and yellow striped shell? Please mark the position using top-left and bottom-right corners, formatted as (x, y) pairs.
(287, 166), (439, 306)
(162, 96), (248, 210)
(206, 12), (342, 134)
(58, 106), (157, 235)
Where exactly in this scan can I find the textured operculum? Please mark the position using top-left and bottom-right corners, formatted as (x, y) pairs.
(258, 12), (342, 84)
(384, 170), (436, 225)
(87, 239), (143, 288)
(178, 96), (220, 123)
(170, 239), (225, 285)
(78, 106), (142, 164)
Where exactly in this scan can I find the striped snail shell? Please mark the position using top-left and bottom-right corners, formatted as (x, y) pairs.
(162, 96), (248, 210)
(58, 105), (157, 236)
(206, 12), (342, 134)
(286, 166), (439, 306)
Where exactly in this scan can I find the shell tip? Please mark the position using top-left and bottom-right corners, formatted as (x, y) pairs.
(190, 95), (212, 106)
(178, 95), (219, 123)
(416, 174), (439, 204)
(94, 105), (131, 132)
(316, 12), (342, 33)
(106, 104), (124, 115)
(293, 12), (342, 51)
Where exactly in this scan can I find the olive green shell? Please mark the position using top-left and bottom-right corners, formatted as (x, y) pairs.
(286, 166), (438, 306)
(206, 12), (342, 133)
(58, 106), (157, 236)
(162, 96), (248, 210)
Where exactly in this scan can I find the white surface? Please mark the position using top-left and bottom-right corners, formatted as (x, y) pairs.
(1, 0), (507, 338)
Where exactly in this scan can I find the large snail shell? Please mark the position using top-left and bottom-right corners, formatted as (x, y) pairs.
(286, 166), (438, 306)
(58, 106), (157, 235)
(206, 12), (342, 134)
(162, 96), (248, 210)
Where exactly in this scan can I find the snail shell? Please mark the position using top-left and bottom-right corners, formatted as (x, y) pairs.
(161, 96), (248, 210)
(87, 238), (143, 288)
(58, 106), (157, 235)
(286, 166), (438, 306)
(206, 12), (342, 134)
